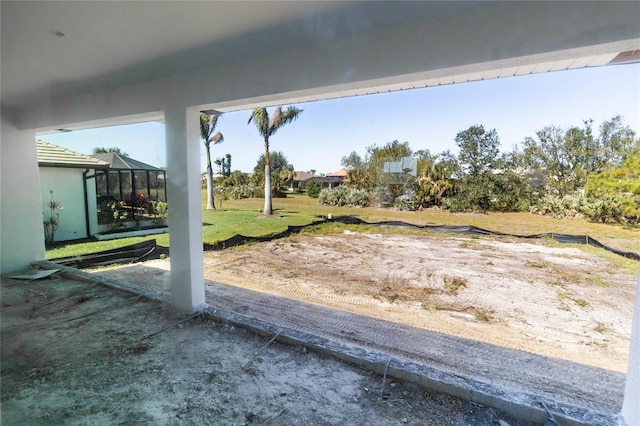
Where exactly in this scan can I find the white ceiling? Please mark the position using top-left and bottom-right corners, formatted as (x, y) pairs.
(2, 1), (638, 132)
(0, 1), (475, 109)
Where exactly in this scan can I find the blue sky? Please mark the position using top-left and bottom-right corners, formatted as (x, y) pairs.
(41, 63), (639, 175)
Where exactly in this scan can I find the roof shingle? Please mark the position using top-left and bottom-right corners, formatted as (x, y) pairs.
(36, 140), (110, 169)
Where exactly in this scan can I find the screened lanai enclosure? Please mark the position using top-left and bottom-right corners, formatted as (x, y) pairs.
(93, 152), (166, 225)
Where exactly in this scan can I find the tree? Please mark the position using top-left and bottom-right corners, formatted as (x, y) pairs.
(521, 121), (600, 196)
(248, 106), (302, 215)
(92, 147), (128, 156)
(366, 140), (413, 184)
(200, 112), (224, 210)
(455, 125), (500, 177)
(598, 115), (638, 167)
(221, 170), (248, 187)
(416, 152), (455, 207)
(215, 154), (232, 177)
(252, 151), (293, 176)
(342, 151), (372, 189)
(224, 153), (231, 176)
(344, 168), (374, 189)
(252, 151), (294, 197)
(521, 117), (637, 197)
(341, 151), (365, 170)
(445, 126), (504, 211)
(586, 149), (640, 224)
(306, 179), (322, 198)
(341, 141), (413, 190)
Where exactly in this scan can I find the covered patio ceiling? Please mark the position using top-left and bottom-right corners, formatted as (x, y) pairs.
(2, 1), (639, 131)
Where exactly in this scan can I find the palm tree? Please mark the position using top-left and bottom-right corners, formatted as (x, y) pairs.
(92, 147), (128, 156)
(248, 106), (302, 215)
(200, 112), (224, 210)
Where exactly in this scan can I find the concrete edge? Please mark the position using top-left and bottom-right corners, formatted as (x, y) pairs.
(33, 260), (171, 304)
(33, 260), (622, 426)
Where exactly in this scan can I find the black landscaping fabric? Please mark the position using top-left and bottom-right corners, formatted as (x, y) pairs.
(330, 216), (640, 261)
(51, 239), (157, 269)
(208, 215), (638, 261)
(51, 216), (639, 270)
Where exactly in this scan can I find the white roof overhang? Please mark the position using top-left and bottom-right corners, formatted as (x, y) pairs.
(1, 1), (638, 132)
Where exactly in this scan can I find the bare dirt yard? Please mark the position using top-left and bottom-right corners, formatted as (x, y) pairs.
(5, 230), (634, 424)
(201, 230), (637, 373)
(1, 272), (533, 425)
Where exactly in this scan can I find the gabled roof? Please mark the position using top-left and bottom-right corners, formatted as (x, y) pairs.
(93, 152), (161, 171)
(326, 168), (348, 177)
(37, 140), (110, 169)
(294, 171), (319, 182)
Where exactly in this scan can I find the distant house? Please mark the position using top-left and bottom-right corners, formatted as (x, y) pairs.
(319, 168), (348, 189)
(291, 171), (319, 191)
(37, 141), (168, 242)
(37, 140), (110, 241)
(291, 169), (347, 192)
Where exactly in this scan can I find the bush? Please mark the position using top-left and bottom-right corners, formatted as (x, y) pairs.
(530, 193), (638, 224)
(372, 186), (394, 207)
(149, 201), (168, 226)
(530, 193), (589, 220)
(306, 180), (322, 198)
(393, 189), (419, 211)
(230, 184), (262, 199)
(97, 200), (129, 231)
(318, 186), (371, 207)
(346, 188), (371, 207)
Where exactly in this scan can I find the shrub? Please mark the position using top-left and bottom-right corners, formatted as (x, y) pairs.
(530, 193), (637, 224)
(43, 190), (63, 247)
(306, 180), (322, 198)
(346, 188), (371, 207)
(318, 186), (371, 207)
(394, 189), (419, 211)
(230, 184), (262, 199)
(530, 193), (588, 219)
(372, 186), (394, 207)
(98, 200), (129, 231)
(149, 201), (168, 226)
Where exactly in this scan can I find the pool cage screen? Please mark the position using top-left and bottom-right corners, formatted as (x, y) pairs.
(95, 169), (166, 223)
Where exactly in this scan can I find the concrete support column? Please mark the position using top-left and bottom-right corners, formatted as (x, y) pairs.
(164, 105), (206, 311)
(622, 268), (640, 425)
(0, 110), (45, 273)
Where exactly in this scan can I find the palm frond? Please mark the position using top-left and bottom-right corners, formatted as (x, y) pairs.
(200, 114), (210, 141)
(268, 106), (302, 137)
(208, 114), (220, 133)
(201, 112), (223, 145)
(268, 107), (283, 131)
(248, 108), (270, 139)
(210, 131), (224, 145)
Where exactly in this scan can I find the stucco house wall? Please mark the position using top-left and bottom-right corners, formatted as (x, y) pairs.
(39, 167), (98, 241)
(0, 113), (46, 273)
(36, 140), (109, 243)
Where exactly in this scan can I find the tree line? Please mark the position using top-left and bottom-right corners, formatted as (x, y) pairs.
(329, 116), (638, 224)
(200, 107), (638, 225)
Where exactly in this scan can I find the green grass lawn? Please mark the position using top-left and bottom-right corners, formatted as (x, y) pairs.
(46, 192), (639, 262)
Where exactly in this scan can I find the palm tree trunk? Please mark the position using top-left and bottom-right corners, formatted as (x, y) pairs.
(263, 141), (272, 215)
(205, 144), (215, 210)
